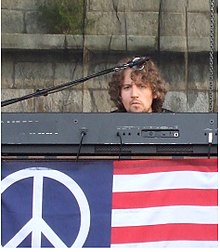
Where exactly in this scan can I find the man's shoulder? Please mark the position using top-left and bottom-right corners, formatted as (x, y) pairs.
(110, 108), (126, 113)
(161, 108), (173, 113)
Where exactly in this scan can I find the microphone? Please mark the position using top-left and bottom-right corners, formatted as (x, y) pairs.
(113, 56), (150, 72)
(127, 56), (150, 70)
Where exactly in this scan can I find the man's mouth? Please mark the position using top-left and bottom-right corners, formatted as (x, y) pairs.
(130, 101), (141, 105)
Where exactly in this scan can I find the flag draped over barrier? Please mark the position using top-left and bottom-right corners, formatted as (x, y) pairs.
(1, 158), (218, 248)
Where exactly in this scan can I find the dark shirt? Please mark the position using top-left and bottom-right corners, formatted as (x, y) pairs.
(111, 108), (173, 113)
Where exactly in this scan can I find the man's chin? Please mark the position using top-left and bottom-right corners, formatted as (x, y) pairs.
(129, 105), (152, 113)
(129, 107), (144, 113)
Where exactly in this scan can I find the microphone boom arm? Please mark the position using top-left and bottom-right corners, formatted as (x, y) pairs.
(1, 57), (148, 107)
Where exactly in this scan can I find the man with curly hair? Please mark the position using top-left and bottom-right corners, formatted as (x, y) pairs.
(108, 56), (171, 113)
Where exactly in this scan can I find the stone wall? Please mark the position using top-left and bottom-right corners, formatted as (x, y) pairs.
(1, 0), (218, 112)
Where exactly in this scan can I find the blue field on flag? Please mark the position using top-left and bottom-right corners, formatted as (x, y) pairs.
(1, 160), (113, 248)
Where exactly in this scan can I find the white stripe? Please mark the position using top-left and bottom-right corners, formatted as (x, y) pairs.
(111, 205), (218, 227)
(111, 240), (218, 248)
(113, 171), (217, 192)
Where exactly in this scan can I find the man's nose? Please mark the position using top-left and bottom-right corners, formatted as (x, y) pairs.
(131, 85), (139, 97)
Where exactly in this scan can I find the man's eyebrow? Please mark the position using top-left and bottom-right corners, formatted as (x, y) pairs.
(122, 82), (148, 85)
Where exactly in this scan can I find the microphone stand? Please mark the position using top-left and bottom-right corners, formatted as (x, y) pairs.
(1, 61), (133, 108)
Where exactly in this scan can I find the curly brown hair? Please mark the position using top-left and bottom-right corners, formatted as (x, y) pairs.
(108, 56), (167, 112)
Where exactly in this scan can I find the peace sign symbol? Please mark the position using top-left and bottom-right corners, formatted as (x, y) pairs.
(1, 167), (91, 248)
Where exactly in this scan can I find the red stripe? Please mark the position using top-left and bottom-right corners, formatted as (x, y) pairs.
(112, 189), (218, 209)
(113, 159), (218, 174)
(111, 223), (218, 244)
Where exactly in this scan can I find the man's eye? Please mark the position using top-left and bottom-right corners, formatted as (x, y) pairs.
(122, 85), (130, 90)
(138, 83), (148, 88)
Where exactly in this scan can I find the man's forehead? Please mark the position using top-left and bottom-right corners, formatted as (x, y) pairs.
(123, 70), (143, 81)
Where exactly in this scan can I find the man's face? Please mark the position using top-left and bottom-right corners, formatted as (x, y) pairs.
(120, 68), (156, 113)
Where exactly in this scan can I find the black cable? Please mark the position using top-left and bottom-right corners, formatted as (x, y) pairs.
(76, 131), (87, 161)
(116, 132), (123, 160)
(208, 143), (211, 159)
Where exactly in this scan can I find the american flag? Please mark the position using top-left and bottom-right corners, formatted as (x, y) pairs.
(1, 159), (218, 248)
(111, 159), (218, 248)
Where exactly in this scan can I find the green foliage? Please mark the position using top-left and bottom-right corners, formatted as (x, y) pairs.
(38, 0), (84, 34)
